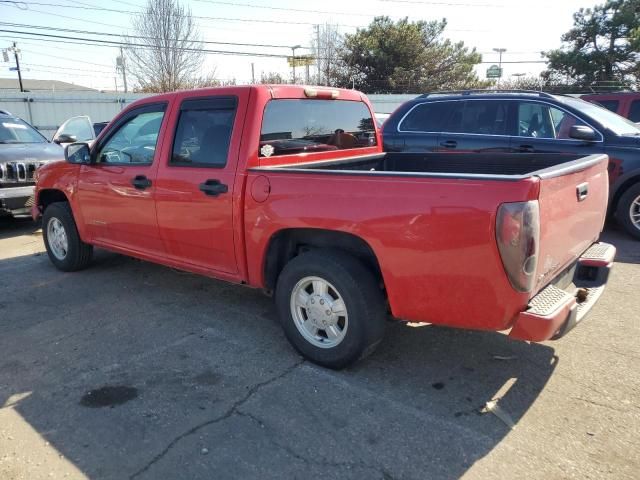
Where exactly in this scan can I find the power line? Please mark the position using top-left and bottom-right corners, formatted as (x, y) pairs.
(0, 0), (490, 33)
(377, 0), (505, 6)
(0, 28), (297, 58)
(23, 62), (115, 75)
(15, 67), (113, 78)
(4, 1), (297, 36)
(4, 2), (132, 29)
(0, 34), (114, 51)
(3, 0), (494, 32)
(20, 47), (116, 68)
(191, 0), (398, 17)
(1, 29), (550, 64)
(0, 22), (312, 50)
(87, 0), (509, 13)
(0, 1), (365, 28)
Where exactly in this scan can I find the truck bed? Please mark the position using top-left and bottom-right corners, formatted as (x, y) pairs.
(262, 152), (603, 180)
(248, 151), (609, 331)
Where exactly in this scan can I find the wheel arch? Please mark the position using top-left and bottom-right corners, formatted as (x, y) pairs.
(611, 174), (640, 215)
(38, 188), (70, 211)
(263, 228), (384, 292)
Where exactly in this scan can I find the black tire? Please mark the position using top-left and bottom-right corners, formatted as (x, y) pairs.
(275, 249), (386, 369)
(616, 183), (640, 241)
(42, 202), (93, 271)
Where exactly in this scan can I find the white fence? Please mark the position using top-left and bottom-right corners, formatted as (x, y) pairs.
(367, 94), (419, 113)
(0, 92), (148, 139)
(0, 92), (418, 139)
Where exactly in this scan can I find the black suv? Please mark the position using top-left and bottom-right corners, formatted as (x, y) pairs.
(382, 90), (640, 239)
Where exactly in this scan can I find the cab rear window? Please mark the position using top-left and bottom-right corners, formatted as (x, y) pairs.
(259, 99), (376, 157)
(629, 100), (640, 123)
(594, 100), (619, 113)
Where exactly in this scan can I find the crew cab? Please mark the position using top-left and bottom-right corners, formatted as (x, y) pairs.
(32, 85), (615, 368)
(0, 110), (63, 217)
(383, 90), (640, 240)
(581, 92), (640, 123)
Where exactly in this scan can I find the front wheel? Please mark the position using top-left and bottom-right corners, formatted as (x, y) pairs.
(616, 183), (640, 240)
(275, 250), (386, 369)
(42, 202), (93, 271)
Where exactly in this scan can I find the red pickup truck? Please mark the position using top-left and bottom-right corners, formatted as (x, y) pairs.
(32, 85), (616, 368)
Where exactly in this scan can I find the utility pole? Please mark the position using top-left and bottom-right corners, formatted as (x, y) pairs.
(251, 62), (255, 84)
(315, 24), (321, 85)
(9, 42), (24, 93)
(118, 46), (128, 93)
(290, 45), (301, 84)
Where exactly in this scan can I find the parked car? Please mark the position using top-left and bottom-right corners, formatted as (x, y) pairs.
(0, 111), (63, 217)
(581, 92), (640, 123)
(375, 112), (390, 126)
(92, 121), (109, 137)
(32, 85), (614, 368)
(382, 90), (640, 240)
(52, 116), (110, 146)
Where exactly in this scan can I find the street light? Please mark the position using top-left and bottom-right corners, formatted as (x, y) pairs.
(493, 48), (507, 72)
(291, 44), (302, 84)
(493, 48), (507, 86)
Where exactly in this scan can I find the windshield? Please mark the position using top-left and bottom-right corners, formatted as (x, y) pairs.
(562, 97), (640, 136)
(0, 118), (47, 144)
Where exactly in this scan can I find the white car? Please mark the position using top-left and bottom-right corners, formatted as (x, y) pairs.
(52, 115), (106, 147)
(375, 113), (390, 127)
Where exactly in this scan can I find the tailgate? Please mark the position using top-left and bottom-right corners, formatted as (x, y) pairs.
(534, 154), (609, 293)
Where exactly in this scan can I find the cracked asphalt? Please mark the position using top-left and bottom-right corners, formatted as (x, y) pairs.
(0, 217), (639, 480)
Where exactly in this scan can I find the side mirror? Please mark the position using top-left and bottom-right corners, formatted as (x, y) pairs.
(53, 133), (77, 145)
(569, 125), (598, 142)
(65, 142), (91, 164)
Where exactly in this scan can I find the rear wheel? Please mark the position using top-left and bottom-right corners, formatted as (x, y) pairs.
(43, 202), (93, 271)
(616, 183), (640, 240)
(275, 250), (386, 369)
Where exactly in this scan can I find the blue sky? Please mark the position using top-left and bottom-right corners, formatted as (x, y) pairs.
(1, 0), (595, 91)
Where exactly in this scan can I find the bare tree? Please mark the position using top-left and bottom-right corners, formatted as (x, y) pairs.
(125, 0), (208, 92)
(312, 24), (342, 86)
(259, 71), (287, 84)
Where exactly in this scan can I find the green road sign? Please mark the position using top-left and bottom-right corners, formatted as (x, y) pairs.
(486, 65), (503, 79)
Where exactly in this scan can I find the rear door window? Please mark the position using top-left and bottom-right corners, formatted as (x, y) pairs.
(260, 99), (376, 157)
(399, 101), (457, 132)
(629, 100), (640, 123)
(454, 100), (511, 135)
(517, 102), (555, 139)
(171, 97), (237, 167)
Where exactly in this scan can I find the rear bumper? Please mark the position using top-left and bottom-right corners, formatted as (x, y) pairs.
(0, 186), (35, 216)
(509, 242), (616, 342)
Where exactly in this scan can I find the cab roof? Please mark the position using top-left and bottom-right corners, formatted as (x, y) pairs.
(127, 84), (366, 109)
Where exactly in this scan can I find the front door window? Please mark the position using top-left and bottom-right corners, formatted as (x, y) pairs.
(97, 111), (165, 165)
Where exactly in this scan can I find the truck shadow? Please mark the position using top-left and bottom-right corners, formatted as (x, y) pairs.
(0, 250), (562, 479)
(600, 224), (640, 264)
(0, 217), (40, 240)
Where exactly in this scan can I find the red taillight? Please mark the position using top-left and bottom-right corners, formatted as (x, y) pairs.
(496, 200), (540, 293)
